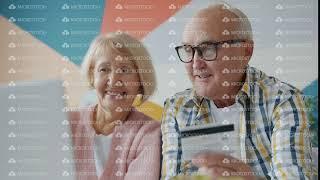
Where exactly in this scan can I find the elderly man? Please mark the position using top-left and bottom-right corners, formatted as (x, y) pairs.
(161, 3), (312, 180)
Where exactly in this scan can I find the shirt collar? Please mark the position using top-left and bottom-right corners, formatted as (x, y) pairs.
(237, 65), (254, 103)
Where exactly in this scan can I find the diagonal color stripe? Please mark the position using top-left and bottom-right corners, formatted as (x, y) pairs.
(0, 16), (88, 107)
(0, 0), (105, 66)
(101, 0), (191, 40)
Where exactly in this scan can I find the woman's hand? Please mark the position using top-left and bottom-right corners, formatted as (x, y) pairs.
(192, 152), (256, 180)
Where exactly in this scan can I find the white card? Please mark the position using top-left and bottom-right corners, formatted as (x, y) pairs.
(180, 124), (241, 160)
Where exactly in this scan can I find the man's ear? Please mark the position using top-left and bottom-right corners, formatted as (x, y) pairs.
(244, 40), (254, 62)
(245, 40), (253, 55)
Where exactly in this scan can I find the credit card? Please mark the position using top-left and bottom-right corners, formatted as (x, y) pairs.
(180, 124), (240, 160)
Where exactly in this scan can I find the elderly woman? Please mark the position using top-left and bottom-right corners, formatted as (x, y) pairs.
(69, 33), (160, 180)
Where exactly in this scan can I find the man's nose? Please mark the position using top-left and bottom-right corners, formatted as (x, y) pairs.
(192, 50), (206, 69)
(107, 71), (123, 87)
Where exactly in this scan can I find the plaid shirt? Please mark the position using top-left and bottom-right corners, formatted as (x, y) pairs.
(160, 66), (313, 180)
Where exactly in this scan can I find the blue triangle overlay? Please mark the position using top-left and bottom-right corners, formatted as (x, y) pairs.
(1, 0), (106, 66)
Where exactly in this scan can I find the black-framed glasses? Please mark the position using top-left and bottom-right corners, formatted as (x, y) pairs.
(175, 39), (246, 63)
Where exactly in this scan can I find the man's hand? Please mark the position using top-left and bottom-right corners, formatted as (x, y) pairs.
(192, 152), (256, 180)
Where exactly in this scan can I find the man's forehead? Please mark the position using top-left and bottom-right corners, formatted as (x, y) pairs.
(182, 26), (237, 45)
(182, 30), (214, 44)
(182, 6), (241, 45)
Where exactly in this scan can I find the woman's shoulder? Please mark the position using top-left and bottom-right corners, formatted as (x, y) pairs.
(126, 109), (160, 133)
(124, 110), (161, 151)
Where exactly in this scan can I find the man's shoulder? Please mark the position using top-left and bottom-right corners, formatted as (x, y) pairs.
(250, 66), (302, 96)
(164, 88), (193, 105)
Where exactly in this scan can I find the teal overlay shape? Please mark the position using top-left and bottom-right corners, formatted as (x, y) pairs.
(1, 0), (106, 65)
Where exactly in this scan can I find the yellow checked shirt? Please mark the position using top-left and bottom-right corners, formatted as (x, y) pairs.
(161, 66), (313, 180)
